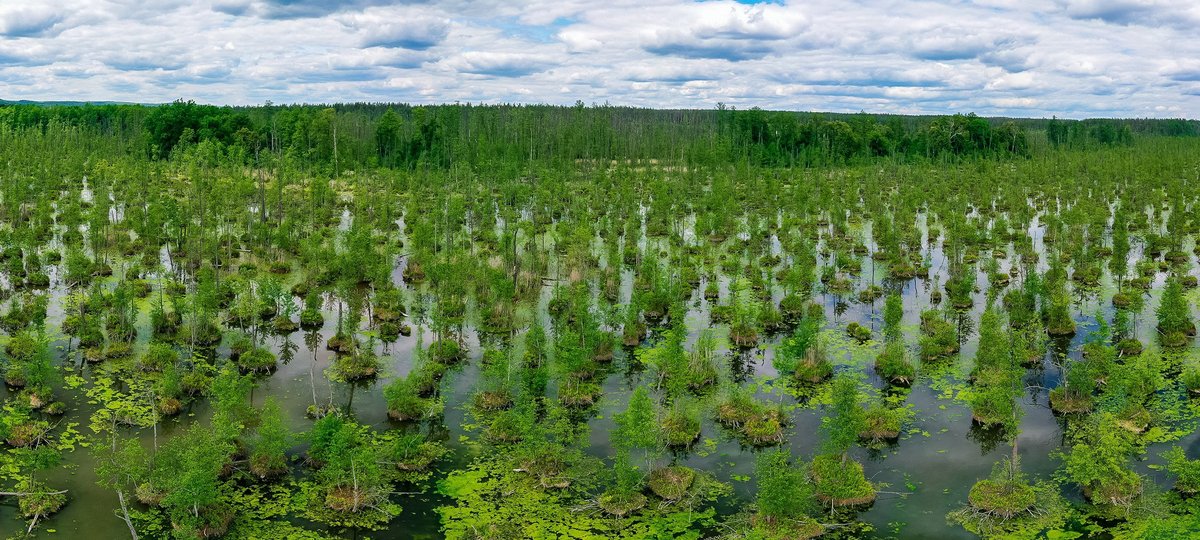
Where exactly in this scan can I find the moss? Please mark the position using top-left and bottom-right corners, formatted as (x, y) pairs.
(874, 342), (915, 386)
(1160, 330), (1191, 348)
(859, 406), (905, 442)
(648, 466), (695, 500)
(326, 333), (356, 354)
(272, 315), (299, 333)
(249, 452), (288, 480)
(1046, 317), (1076, 337)
(662, 411), (701, 447)
(393, 439), (446, 472)
(1049, 387), (1093, 414)
(750, 517), (824, 540)
(811, 454), (875, 508)
(592, 339), (615, 362)
(919, 312), (959, 360)
(845, 322), (871, 342)
(473, 390), (513, 412)
(710, 305), (733, 324)
(558, 381), (601, 408)
(158, 396), (183, 416)
(300, 308), (324, 329)
(5, 421), (49, 447)
(793, 353), (833, 384)
(742, 414), (784, 446)
(429, 339), (465, 364)
(237, 347), (277, 374)
(1085, 474), (1143, 508)
(332, 351), (380, 381)
(325, 486), (374, 513)
(597, 491), (647, 517)
(778, 294), (807, 323)
(1115, 405), (1151, 434)
(622, 321), (646, 346)
(1183, 367), (1200, 395)
(1116, 338), (1143, 357)
(730, 322), (759, 348)
(16, 484), (66, 521)
(967, 479), (1035, 519)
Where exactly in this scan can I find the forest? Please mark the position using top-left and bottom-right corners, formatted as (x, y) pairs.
(0, 101), (1199, 539)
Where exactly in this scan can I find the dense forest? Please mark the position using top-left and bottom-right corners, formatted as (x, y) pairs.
(0, 102), (1199, 539)
(3, 101), (1194, 171)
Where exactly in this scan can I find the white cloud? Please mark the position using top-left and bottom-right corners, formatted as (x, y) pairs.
(0, 0), (1193, 118)
(988, 97), (1040, 108)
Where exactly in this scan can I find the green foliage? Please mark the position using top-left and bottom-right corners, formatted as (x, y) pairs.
(143, 99), (254, 158)
(437, 453), (725, 540)
(1163, 447), (1200, 494)
(615, 385), (659, 452)
(1058, 412), (1143, 510)
(1158, 277), (1194, 344)
(754, 449), (815, 522)
(821, 374), (866, 457)
(248, 398), (291, 479)
(810, 453), (875, 508)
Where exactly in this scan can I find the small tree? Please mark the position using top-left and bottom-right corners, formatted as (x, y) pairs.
(1059, 412), (1142, 510)
(821, 374), (865, 461)
(614, 385), (659, 454)
(754, 449), (815, 524)
(814, 373), (875, 509)
(159, 424), (235, 535)
(882, 293), (903, 343)
(1157, 277), (1194, 346)
(247, 398), (291, 480)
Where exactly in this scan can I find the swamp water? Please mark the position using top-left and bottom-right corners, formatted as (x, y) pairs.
(2, 210), (1195, 539)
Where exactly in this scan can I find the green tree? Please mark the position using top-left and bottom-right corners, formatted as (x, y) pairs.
(1157, 277), (1194, 346)
(614, 385), (658, 453)
(821, 374), (865, 459)
(248, 398), (291, 479)
(754, 449), (814, 523)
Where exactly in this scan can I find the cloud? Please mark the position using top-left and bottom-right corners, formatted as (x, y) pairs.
(643, 39), (773, 61)
(1161, 62), (1200, 82)
(1060, 0), (1200, 29)
(0, 0), (1193, 118)
(988, 97), (1040, 108)
(907, 33), (995, 61)
(345, 8), (450, 50)
(640, 4), (809, 61)
(361, 21), (449, 50)
(104, 53), (188, 72)
(213, 0), (405, 20)
(161, 63), (236, 84)
(443, 52), (554, 77)
(0, 6), (65, 37)
(624, 63), (722, 83)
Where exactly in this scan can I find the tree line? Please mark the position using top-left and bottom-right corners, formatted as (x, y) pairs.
(1, 100), (1196, 173)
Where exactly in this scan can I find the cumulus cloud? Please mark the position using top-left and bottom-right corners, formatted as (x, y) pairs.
(641, 4), (810, 61)
(442, 52), (555, 77)
(1060, 0), (1200, 29)
(345, 8), (451, 50)
(0, 6), (65, 37)
(212, 0), (403, 20)
(0, 0), (1194, 118)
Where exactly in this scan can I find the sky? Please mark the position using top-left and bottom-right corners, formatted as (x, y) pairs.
(0, 0), (1197, 118)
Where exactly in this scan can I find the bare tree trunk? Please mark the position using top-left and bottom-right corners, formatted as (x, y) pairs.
(117, 489), (139, 540)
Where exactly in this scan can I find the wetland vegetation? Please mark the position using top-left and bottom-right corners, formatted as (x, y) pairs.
(0, 101), (1198, 539)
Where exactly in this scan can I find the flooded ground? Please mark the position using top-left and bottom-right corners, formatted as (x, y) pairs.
(3, 206), (1193, 539)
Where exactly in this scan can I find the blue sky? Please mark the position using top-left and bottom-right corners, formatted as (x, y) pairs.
(0, 0), (1197, 118)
